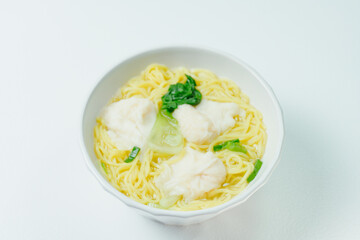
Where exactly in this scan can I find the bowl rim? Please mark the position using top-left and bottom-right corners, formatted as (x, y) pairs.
(80, 45), (285, 218)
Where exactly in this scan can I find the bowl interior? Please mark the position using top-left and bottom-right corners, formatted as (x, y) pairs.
(81, 47), (284, 216)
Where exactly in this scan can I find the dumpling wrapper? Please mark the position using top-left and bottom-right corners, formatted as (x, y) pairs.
(155, 147), (226, 202)
(196, 99), (245, 134)
(172, 104), (217, 145)
(101, 97), (157, 150)
(173, 99), (244, 144)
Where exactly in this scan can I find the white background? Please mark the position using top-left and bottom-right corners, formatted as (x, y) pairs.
(1, 0), (359, 239)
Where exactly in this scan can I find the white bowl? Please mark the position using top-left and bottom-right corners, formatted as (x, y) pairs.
(80, 46), (284, 225)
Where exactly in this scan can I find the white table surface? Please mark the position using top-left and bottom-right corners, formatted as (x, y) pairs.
(1, 0), (360, 239)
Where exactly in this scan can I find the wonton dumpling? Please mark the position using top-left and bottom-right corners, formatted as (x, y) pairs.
(172, 104), (217, 144)
(155, 147), (226, 202)
(196, 99), (244, 134)
(101, 97), (156, 150)
(173, 100), (243, 144)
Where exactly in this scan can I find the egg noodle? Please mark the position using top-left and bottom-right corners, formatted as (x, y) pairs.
(94, 64), (267, 211)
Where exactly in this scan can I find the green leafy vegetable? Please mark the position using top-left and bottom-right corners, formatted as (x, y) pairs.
(247, 159), (263, 183)
(161, 74), (202, 112)
(148, 109), (184, 154)
(213, 139), (247, 153)
(124, 146), (140, 163)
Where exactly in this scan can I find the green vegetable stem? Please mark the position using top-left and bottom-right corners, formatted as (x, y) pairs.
(247, 159), (263, 183)
(124, 146), (141, 163)
(101, 162), (107, 174)
(213, 139), (247, 153)
(148, 109), (184, 154)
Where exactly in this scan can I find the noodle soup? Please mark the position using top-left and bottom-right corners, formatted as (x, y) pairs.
(94, 64), (267, 211)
